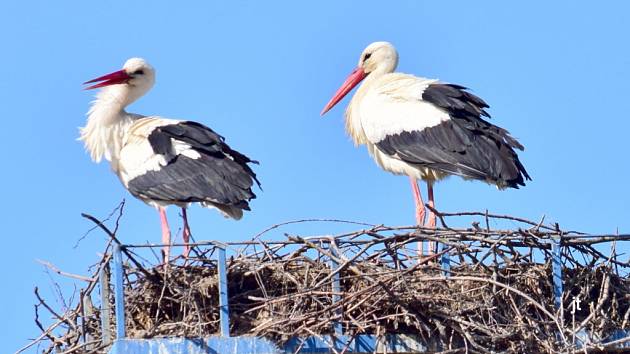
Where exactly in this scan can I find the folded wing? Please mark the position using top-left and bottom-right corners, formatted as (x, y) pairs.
(118, 117), (259, 218)
(360, 77), (530, 188)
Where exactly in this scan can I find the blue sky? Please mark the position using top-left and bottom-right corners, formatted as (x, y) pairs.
(2, 1), (630, 352)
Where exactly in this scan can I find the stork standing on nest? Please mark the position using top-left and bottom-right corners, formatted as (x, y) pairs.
(80, 58), (260, 261)
(321, 42), (530, 253)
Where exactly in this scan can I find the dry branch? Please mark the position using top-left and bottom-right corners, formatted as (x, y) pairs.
(25, 210), (630, 354)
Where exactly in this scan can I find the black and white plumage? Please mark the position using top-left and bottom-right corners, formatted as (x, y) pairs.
(321, 41), (530, 245)
(376, 82), (529, 188)
(80, 58), (259, 260)
(122, 119), (259, 219)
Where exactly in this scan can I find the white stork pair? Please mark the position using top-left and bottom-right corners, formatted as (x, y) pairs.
(80, 42), (528, 261)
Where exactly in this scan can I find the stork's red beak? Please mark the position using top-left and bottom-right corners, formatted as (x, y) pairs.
(83, 69), (131, 90)
(321, 67), (367, 116)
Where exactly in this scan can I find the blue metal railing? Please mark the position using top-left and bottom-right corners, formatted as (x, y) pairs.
(106, 239), (564, 337)
(104, 234), (620, 354)
(109, 242), (233, 340)
(217, 245), (230, 337)
(112, 244), (125, 340)
(551, 237), (563, 311)
(441, 243), (451, 277)
(325, 240), (343, 338)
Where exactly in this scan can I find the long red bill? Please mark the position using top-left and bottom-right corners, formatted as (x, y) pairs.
(320, 67), (367, 116)
(83, 69), (131, 90)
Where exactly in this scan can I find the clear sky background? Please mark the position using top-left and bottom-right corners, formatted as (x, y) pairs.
(2, 1), (629, 352)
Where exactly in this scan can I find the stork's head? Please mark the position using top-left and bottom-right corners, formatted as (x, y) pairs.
(321, 41), (399, 115)
(358, 41), (398, 76)
(84, 58), (156, 105)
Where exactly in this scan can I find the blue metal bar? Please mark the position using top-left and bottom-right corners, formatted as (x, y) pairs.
(283, 334), (429, 353)
(110, 337), (280, 354)
(441, 243), (450, 278)
(551, 237), (563, 310)
(328, 242), (343, 337)
(217, 246), (230, 337)
(112, 244), (126, 339)
(107, 332), (630, 354)
(99, 264), (111, 345)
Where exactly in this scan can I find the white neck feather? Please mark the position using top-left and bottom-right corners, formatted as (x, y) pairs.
(345, 43), (399, 146)
(345, 72), (386, 146)
(79, 86), (136, 163)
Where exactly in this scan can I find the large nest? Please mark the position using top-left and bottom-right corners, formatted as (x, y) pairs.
(22, 207), (630, 354)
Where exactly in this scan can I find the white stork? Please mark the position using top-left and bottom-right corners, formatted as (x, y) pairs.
(80, 58), (260, 261)
(321, 42), (530, 252)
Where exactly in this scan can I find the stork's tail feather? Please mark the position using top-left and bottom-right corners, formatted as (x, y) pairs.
(202, 202), (245, 220)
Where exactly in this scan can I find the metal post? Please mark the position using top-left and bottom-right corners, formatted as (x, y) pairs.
(327, 241), (343, 337)
(80, 290), (92, 349)
(551, 238), (563, 311)
(112, 244), (126, 339)
(441, 243), (450, 278)
(100, 263), (112, 345)
(217, 246), (230, 337)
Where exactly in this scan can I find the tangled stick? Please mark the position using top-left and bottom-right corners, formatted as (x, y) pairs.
(24, 209), (630, 354)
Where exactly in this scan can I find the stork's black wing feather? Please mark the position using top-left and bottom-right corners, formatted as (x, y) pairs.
(422, 83), (524, 150)
(128, 121), (260, 209)
(376, 83), (530, 188)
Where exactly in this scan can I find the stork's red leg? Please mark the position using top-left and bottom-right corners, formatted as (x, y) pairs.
(410, 177), (426, 224)
(426, 182), (436, 228)
(426, 181), (437, 255)
(182, 208), (191, 258)
(410, 177), (426, 257)
(158, 207), (171, 263)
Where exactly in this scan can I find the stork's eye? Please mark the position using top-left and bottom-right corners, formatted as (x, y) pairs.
(133, 69), (144, 75)
(363, 53), (372, 62)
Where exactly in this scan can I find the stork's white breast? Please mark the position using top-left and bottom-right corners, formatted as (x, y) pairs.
(359, 76), (450, 144)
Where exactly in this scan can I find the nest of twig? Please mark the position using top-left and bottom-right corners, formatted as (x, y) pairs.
(23, 207), (630, 354)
